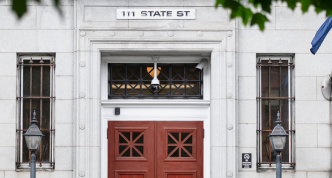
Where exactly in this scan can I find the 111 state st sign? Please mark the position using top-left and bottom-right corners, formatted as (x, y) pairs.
(117, 9), (196, 19)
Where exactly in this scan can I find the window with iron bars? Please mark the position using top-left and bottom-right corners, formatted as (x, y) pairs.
(16, 56), (55, 169)
(256, 56), (295, 169)
(108, 63), (203, 99)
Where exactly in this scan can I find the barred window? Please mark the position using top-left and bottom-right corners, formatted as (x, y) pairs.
(17, 56), (55, 169)
(257, 57), (295, 168)
(108, 63), (203, 99)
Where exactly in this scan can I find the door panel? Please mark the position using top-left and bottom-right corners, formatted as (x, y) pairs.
(108, 121), (203, 178)
(108, 121), (155, 178)
(118, 175), (144, 178)
(156, 122), (203, 178)
(167, 175), (193, 178)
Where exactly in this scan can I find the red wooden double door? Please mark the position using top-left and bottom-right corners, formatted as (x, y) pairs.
(108, 121), (203, 178)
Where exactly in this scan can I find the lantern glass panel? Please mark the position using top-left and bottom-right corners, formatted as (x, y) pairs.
(25, 135), (42, 150)
(270, 136), (287, 151)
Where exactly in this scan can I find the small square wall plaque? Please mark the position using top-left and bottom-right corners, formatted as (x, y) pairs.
(242, 153), (252, 168)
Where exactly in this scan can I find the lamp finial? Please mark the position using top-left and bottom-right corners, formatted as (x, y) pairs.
(31, 110), (38, 124)
(275, 110), (282, 124)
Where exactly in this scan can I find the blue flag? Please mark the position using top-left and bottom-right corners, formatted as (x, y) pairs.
(311, 16), (332, 55)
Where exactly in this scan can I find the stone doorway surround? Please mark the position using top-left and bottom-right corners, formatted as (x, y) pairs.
(74, 29), (237, 178)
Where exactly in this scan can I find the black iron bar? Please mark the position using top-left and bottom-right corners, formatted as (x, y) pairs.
(18, 62), (22, 165)
(140, 64), (142, 99)
(110, 64), (113, 99)
(17, 97), (55, 99)
(279, 61), (283, 163)
(50, 59), (54, 165)
(125, 64), (127, 99)
(29, 62), (32, 164)
(256, 97), (295, 100)
(40, 61), (43, 162)
(170, 64), (172, 98)
(18, 64), (55, 66)
(257, 64), (294, 67)
(109, 64), (202, 99)
(258, 64), (261, 165)
(257, 162), (295, 165)
(184, 64), (187, 99)
(256, 129), (295, 132)
(268, 64), (272, 167)
(17, 129), (55, 131)
(289, 63), (293, 166)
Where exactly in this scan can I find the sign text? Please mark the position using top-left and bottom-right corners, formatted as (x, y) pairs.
(117, 9), (196, 20)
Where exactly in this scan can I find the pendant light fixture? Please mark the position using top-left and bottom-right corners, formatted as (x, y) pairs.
(150, 56), (160, 93)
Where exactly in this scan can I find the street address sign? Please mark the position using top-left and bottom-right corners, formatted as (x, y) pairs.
(117, 9), (196, 20)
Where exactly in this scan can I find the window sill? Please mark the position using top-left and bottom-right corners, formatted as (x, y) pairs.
(16, 168), (55, 172)
(101, 100), (210, 106)
(16, 163), (54, 172)
(257, 167), (295, 173)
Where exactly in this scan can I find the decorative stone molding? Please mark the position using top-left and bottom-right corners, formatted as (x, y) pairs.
(80, 31), (86, 37)
(79, 124), (85, 130)
(80, 92), (85, 98)
(227, 171), (233, 177)
(75, 29), (236, 178)
(79, 171), (85, 177)
(79, 61), (86, 67)
(109, 31), (115, 37)
(138, 31), (144, 37)
(168, 31), (174, 37)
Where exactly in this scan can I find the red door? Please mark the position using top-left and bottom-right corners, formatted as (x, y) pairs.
(108, 121), (155, 178)
(108, 121), (203, 178)
(156, 121), (203, 178)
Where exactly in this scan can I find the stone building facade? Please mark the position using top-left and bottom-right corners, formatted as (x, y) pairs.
(0, 0), (330, 178)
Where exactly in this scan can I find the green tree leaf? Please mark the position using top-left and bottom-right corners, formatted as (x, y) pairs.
(299, 0), (311, 13)
(11, 0), (61, 18)
(251, 0), (272, 13)
(216, 0), (332, 31)
(12, 0), (27, 18)
(250, 13), (269, 31)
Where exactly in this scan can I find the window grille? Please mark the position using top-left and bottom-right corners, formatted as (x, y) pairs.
(16, 56), (55, 169)
(256, 57), (295, 168)
(108, 63), (203, 99)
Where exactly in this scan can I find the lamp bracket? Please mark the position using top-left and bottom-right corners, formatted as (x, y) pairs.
(321, 72), (332, 101)
(152, 56), (159, 62)
(151, 56), (160, 93)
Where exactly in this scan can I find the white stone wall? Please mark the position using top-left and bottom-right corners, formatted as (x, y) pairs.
(0, 0), (74, 177)
(76, 0), (231, 29)
(238, 3), (332, 178)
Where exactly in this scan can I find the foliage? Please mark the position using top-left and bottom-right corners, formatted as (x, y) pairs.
(215, 0), (332, 30)
(12, 0), (61, 18)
